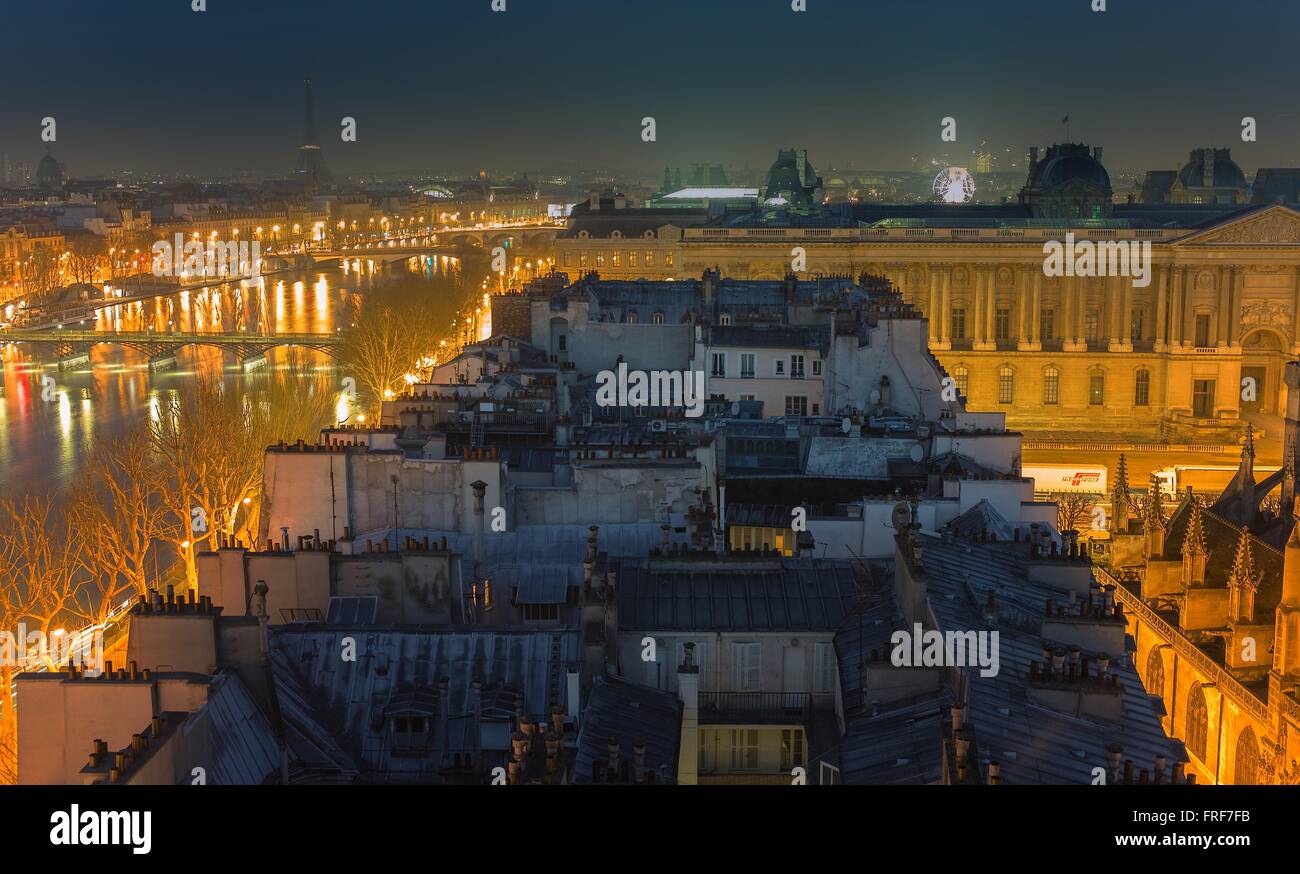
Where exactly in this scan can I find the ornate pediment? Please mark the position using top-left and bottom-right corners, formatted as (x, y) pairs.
(1241, 299), (1293, 327)
(1185, 207), (1300, 245)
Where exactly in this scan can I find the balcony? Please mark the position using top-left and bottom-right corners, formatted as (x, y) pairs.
(698, 692), (813, 725)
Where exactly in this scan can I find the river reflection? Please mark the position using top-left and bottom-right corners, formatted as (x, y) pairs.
(0, 255), (458, 496)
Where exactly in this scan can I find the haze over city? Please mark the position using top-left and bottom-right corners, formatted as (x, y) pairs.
(4, 0), (1299, 177)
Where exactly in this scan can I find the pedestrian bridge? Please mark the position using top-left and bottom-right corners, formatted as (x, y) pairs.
(1, 328), (343, 370)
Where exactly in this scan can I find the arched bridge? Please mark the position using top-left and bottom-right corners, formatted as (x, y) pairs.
(2, 329), (344, 371)
(314, 224), (561, 261)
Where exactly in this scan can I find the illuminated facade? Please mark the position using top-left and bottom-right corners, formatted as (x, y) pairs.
(1104, 363), (1300, 782)
(555, 146), (1300, 440)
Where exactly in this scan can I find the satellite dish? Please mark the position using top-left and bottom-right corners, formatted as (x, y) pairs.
(730, 401), (740, 415)
(841, 417), (852, 434)
(909, 445), (924, 464)
(890, 502), (911, 530)
(869, 389), (881, 405)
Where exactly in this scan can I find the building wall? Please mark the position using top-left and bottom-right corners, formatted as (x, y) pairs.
(557, 207), (1300, 438)
(698, 343), (824, 417)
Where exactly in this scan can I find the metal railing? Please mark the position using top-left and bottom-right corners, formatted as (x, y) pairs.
(698, 692), (812, 724)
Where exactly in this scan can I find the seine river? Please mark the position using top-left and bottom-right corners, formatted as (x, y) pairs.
(0, 256), (456, 498)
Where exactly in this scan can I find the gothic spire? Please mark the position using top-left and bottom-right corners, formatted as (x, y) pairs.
(1184, 494), (1206, 557)
(1143, 475), (1164, 529)
(1111, 453), (1131, 503)
(1230, 526), (1260, 592)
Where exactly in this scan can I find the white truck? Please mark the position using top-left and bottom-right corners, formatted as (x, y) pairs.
(1023, 464), (1108, 496)
(1152, 465), (1280, 499)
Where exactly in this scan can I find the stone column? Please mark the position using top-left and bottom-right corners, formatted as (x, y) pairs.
(1058, 278), (1072, 346)
(975, 265), (996, 350)
(1016, 267), (1034, 350)
(935, 265), (952, 349)
(1078, 278), (1089, 344)
(982, 267), (993, 343)
(927, 267), (941, 323)
(1106, 274), (1124, 351)
(1229, 266), (1244, 348)
(1217, 267), (1230, 347)
(971, 265), (985, 347)
(1030, 271), (1043, 348)
(1120, 279), (1134, 352)
(1293, 266), (1300, 354)
(1154, 265), (1169, 352)
(1064, 277), (1086, 352)
(1183, 268), (1197, 347)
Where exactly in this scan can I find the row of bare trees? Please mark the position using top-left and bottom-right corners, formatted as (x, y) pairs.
(338, 263), (483, 416)
(0, 357), (336, 782)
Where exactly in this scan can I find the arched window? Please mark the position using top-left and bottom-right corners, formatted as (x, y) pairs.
(625, 311), (638, 325)
(953, 365), (969, 398)
(1235, 726), (1260, 785)
(1145, 647), (1165, 700)
(652, 312), (665, 325)
(1186, 685), (1209, 762)
(997, 365), (1014, 404)
(1134, 369), (1151, 406)
(1089, 368), (1106, 406)
(1043, 366), (1060, 405)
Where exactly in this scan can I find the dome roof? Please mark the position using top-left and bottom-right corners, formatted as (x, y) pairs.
(1178, 148), (1246, 190)
(1037, 144), (1110, 190)
(36, 152), (62, 188)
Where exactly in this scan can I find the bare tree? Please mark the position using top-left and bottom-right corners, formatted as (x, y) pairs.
(64, 234), (108, 286)
(0, 495), (89, 783)
(338, 271), (475, 416)
(18, 246), (61, 302)
(68, 424), (172, 619)
(1051, 492), (1093, 534)
(151, 360), (337, 585)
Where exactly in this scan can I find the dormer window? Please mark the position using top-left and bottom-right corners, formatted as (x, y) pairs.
(387, 686), (439, 757)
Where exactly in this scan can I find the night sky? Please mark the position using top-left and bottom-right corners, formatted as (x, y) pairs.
(4, 0), (1298, 177)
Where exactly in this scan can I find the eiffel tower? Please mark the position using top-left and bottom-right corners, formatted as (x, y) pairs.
(294, 77), (330, 193)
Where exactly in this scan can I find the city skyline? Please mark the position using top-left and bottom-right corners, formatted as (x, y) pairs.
(4, 0), (1299, 178)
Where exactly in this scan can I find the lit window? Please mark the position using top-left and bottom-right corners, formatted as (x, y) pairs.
(998, 365), (1013, 404)
(953, 365), (969, 398)
(995, 308), (1010, 341)
(1043, 367), (1059, 405)
(1089, 371), (1105, 405)
(781, 729), (806, 771)
(1134, 369), (1150, 406)
(730, 729), (759, 770)
(951, 308), (966, 340)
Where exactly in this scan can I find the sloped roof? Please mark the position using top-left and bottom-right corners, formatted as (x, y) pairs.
(269, 627), (577, 781)
(572, 675), (682, 784)
(920, 536), (1181, 784)
(205, 670), (281, 785)
(615, 557), (864, 632)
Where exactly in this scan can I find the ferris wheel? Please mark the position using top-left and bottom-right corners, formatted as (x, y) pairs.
(933, 166), (976, 204)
